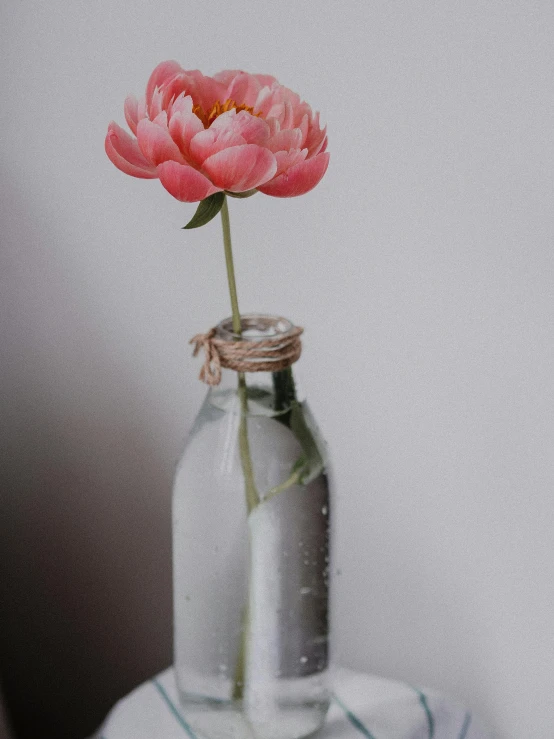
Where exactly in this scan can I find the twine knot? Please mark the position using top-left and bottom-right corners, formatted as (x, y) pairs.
(190, 321), (304, 385)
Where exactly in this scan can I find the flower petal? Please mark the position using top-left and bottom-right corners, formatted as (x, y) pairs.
(253, 74), (278, 88)
(105, 122), (157, 178)
(267, 128), (303, 153)
(225, 72), (261, 108)
(189, 128), (246, 165)
(202, 145), (277, 192)
(168, 92), (194, 118)
(212, 69), (243, 86)
(267, 117), (280, 137)
(312, 133), (328, 157)
(253, 86), (274, 117)
(273, 148), (307, 176)
(188, 110), (271, 165)
(158, 71), (193, 108)
(266, 101), (285, 124)
(124, 95), (141, 136)
(145, 60), (183, 109)
(305, 112), (327, 156)
(258, 152), (329, 197)
(157, 160), (220, 202)
(298, 113), (309, 148)
(265, 99), (294, 130)
(280, 86), (302, 111)
(168, 98), (205, 160)
(149, 87), (166, 120)
(210, 109), (270, 146)
(281, 100), (294, 130)
(163, 71), (226, 112)
(292, 101), (312, 128)
(136, 118), (186, 166)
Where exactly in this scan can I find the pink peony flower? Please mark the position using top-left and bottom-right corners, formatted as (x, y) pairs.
(105, 61), (329, 201)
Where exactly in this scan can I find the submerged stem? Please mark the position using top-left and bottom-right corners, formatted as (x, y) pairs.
(232, 606), (247, 701)
(238, 376), (259, 514)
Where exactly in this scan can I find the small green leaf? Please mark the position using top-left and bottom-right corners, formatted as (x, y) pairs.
(226, 189), (258, 199)
(289, 402), (324, 485)
(182, 192), (225, 229)
(264, 461), (304, 502)
(272, 368), (297, 413)
(262, 403), (325, 504)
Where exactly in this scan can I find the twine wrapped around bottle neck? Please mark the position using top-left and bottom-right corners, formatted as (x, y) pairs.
(190, 317), (304, 386)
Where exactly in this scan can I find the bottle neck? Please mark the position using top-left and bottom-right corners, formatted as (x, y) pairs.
(205, 314), (303, 414)
(207, 365), (302, 417)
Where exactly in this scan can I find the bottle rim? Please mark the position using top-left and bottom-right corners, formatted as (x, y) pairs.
(215, 314), (295, 342)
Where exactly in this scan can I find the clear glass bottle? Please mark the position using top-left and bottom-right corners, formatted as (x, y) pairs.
(173, 315), (331, 739)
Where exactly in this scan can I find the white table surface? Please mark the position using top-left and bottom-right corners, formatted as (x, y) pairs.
(95, 666), (492, 739)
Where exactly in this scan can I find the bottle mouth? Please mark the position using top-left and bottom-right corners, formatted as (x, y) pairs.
(215, 314), (295, 342)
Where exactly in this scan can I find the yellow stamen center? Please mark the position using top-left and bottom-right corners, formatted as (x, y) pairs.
(192, 99), (262, 128)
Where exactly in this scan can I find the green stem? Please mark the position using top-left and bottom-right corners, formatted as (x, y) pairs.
(232, 606), (247, 701)
(221, 195), (242, 336)
(220, 195), (258, 702)
(238, 377), (259, 514)
(220, 195), (259, 514)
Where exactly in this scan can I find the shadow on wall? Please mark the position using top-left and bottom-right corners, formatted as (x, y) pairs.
(0, 188), (177, 739)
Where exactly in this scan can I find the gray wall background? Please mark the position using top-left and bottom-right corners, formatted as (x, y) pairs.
(1, 1), (553, 737)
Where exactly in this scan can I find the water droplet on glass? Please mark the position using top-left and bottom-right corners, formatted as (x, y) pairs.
(300, 656), (308, 664)
(321, 505), (328, 515)
(300, 587), (312, 595)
